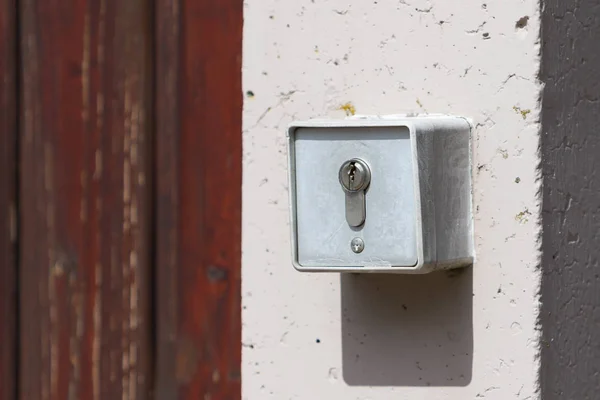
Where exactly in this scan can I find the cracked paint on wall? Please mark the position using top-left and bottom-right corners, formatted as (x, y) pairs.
(243, 0), (542, 398)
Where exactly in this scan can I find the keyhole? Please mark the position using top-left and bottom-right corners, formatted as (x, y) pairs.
(348, 162), (356, 189)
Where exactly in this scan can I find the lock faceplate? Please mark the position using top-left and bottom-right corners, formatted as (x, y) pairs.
(291, 125), (418, 269)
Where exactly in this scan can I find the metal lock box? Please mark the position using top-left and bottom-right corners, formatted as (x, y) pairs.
(287, 115), (474, 273)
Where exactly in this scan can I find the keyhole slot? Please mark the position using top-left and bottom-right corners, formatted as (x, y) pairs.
(348, 163), (357, 189)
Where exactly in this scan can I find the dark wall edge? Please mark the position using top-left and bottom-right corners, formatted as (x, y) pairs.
(540, 1), (600, 398)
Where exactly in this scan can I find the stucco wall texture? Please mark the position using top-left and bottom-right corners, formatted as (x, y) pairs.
(540, 1), (600, 398)
(243, 0), (542, 398)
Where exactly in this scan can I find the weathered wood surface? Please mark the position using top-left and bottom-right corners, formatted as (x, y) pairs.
(155, 0), (243, 398)
(20, 0), (152, 398)
(0, 0), (16, 399)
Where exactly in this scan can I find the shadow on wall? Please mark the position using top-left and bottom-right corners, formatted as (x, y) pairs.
(340, 267), (473, 387)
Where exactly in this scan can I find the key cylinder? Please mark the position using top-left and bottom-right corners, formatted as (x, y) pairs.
(339, 158), (371, 227)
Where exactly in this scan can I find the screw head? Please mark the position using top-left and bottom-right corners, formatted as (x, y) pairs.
(351, 237), (365, 254)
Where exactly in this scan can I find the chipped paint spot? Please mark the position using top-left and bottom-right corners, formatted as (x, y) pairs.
(515, 16), (529, 29)
(328, 367), (339, 382)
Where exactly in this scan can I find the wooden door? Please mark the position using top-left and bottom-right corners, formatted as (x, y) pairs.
(0, 1), (242, 399)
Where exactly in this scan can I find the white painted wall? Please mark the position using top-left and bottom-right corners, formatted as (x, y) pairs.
(243, 0), (541, 398)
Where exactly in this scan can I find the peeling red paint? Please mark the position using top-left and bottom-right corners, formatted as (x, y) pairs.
(20, 1), (152, 398)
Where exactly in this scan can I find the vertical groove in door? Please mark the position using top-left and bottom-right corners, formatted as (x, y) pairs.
(0, 0), (17, 398)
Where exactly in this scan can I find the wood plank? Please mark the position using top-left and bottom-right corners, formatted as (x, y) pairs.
(155, 0), (243, 398)
(20, 1), (152, 398)
(0, 0), (17, 399)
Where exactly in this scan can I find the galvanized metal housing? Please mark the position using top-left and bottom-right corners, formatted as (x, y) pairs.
(287, 115), (474, 273)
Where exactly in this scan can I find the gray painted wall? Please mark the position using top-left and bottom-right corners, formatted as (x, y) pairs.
(541, 1), (600, 398)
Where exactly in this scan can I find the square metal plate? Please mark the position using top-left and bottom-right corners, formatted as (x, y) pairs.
(291, 125), (418, 269)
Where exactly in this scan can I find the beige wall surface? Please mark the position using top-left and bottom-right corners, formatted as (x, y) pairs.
(243, 0), (541, 398)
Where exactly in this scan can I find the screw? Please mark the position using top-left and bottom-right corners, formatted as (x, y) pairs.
(351, 237), (365, 254)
